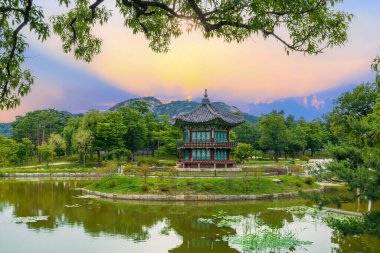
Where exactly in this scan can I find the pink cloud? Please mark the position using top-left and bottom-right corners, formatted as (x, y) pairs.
(310, 95), (326, 110)
(303, 97), (308, 107)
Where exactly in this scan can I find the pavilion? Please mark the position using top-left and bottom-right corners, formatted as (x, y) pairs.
(174, 90), (245, 168)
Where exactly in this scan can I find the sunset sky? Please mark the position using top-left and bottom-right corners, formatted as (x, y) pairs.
(1, 0), (380, 122)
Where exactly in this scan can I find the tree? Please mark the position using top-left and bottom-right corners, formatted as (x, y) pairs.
(153, 115), (181, 157)
(259, 111), (288, 162)
(37, 143), (55, 169)
(233, 122), (260, 149)
(286, 125), (307, 159)
(73, 129), (93, 166)
(235, 143), (253, 163)
(301, 121), (327, 156)
(120, 107), (148, 152)
(0, 135), (17, 167)
(48, 133), (67, 157)
(12, 109), (69, 162)
(324, 59), (380, 203)
(1, 0), (353, 109)
(109, 148), (132, 175)
(95, 110), (127, 164)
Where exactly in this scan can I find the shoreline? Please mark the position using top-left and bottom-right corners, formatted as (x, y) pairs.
(80, 186), (324, 201)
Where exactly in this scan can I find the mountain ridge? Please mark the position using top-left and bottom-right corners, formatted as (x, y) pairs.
(109, 97), (258, 123)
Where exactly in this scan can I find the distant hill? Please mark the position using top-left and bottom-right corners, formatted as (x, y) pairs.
(0, 123), (12, 137)
(109, 97), (258, 123)
(109, 96), (162, 111)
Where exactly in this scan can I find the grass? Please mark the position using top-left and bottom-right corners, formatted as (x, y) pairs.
(85, 175), (319, 195)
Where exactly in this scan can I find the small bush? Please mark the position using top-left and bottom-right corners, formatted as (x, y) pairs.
(203, 183), (214, 191)
(325, 216), (364, 236)
(299, 155), (310, 162)
(136, 157), (159, 166)
(158, 182), (170, 192)
(288, 160), (296, 165)
(108, 180), (117, 188)
(294, 181), (302, 187)
(185, 179), (193, 186)
(304, 176), (315, 185)
(65, 155), (80, 162)
(140, 183), (149, 192)
(241, 182), (250, 192)
(94, 182), (100, 187)
(363, 211), (380, 236)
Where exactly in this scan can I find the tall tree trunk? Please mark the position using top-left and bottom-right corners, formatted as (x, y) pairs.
(97, 150), (101, 167)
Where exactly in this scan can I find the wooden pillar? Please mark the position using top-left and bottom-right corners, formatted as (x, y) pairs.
(189, 149), (192, 161)
(211, 149), (215, 160)
(211, 129), (214, 142)
(227, 150), (230, 160)
(227, 128), (230, 142)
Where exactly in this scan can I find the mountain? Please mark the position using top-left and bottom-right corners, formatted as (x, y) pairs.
(0, 123), (12, 137)
(109, 97), (258, 123)
(109, 96), (162, 111)
(245, 83), (358, 120)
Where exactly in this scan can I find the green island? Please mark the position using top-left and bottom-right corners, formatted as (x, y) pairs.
(85, 175), (319, 196)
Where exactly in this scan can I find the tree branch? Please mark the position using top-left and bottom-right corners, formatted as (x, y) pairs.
(1, 0), (33, 100)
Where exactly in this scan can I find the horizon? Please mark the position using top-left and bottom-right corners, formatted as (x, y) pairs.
(0, 0), (379, 122)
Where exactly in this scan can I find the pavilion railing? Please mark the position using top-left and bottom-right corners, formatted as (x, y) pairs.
(177, 141), (237, 148)
(178, 159), (236, 164)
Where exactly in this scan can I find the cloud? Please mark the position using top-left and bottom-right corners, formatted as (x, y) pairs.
(303, 97), (308, 107)
(310, 95), (326, 110)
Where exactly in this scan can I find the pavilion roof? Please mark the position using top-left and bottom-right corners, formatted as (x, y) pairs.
(174, 89), (245, 127)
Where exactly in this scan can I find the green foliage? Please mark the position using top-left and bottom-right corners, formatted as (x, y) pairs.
(202, 182), (214, 191)
(157, 181), (170, 192)
(304, 177), (315, 185)
(36, 143), (55, 169)
(259, 111), (288, 162)
(235, 143), (253, 163)
(199, 211), (312, 252)
(1, 1), (353, 109)
(87, 175), (318, 195)
(108, 180), (117, 188)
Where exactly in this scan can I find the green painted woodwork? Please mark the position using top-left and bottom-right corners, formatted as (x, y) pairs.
(191, 148), (210, 160)
(215, 131), (227, 142)
(191, 131), (211, 142)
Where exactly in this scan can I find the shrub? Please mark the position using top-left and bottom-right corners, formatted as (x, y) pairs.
(299, 155), (310, 162)
(242, 182), (250, 192)
(185, 179), (193, 186)
(140, 183), (149, 192)
(325, 216), (364, 236)
(158, 182), (170, 192)
(203, 182), (214, 191)
(363, 211), (380, 236)
(94, 182), (100, 187)
(304, 176), (315, 185)
(294, 181), (302, 187)
(288, 160), (296, 165)
(108, 180), (117, 188)
(136, 157), (159, 166)
(65, 155), (80, 162)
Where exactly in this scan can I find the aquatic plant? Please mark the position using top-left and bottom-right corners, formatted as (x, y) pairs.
(12, 216), (49, 223)
(198, 211), (312, 253)
(226, 228), (312, 253)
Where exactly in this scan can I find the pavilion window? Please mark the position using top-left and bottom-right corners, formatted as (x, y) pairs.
(215, 131), (227, 142)
(192, 131), (211, 142)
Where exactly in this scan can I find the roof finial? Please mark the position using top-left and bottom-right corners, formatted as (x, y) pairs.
(201, 88), (210, 104)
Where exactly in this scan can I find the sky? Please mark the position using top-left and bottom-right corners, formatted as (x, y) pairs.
(1, 0), (380, 122)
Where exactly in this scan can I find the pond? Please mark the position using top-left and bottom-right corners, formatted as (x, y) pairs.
(0, 179), (379, 253)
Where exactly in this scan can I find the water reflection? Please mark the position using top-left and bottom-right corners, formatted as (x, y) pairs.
(0, 180), (379, 253)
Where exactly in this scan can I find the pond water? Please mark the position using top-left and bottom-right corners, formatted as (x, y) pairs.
(0, 179), (379, 253)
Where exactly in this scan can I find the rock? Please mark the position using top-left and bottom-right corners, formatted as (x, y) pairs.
(272, 179), (282, 183)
